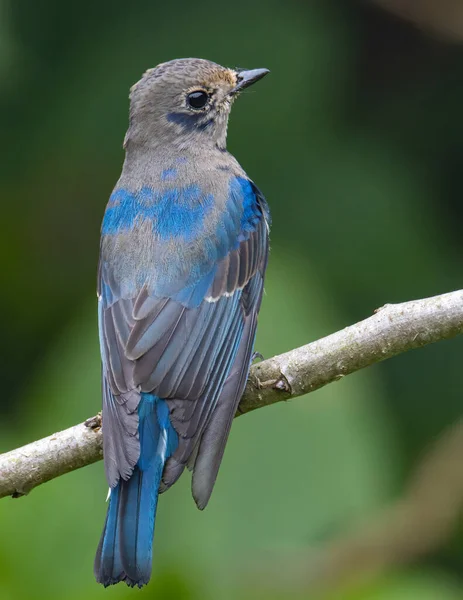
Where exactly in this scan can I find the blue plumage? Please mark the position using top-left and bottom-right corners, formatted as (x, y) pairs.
(102, 186), (214, 240)
(94, 58), (270, 588)
(95, 394), (178, 587)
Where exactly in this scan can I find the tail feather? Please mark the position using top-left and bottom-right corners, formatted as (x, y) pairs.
(94, 394), (177, 588)
(94, 484), (125, 585)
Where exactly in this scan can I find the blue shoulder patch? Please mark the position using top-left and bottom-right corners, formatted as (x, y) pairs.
(102, 186), (214, 241)
(229, 177), (262, 237)
(209, 176), (264, 263)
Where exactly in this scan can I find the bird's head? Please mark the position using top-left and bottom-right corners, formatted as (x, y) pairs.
(124, 58), (269, 152)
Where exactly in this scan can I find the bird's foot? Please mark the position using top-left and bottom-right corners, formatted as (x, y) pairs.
(84, 412), (102, 430)
(251, 351), (264, 363)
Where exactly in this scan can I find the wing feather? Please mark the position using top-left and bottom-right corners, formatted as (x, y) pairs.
(99, 178), (269, 493)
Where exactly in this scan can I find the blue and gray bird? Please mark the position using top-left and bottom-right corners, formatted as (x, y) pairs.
(94, 58), (270, 588)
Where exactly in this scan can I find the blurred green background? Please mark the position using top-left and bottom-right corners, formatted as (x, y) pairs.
(1, 0), (463, 598)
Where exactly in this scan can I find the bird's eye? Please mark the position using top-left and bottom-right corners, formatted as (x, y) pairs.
(186, 90), (209, 110)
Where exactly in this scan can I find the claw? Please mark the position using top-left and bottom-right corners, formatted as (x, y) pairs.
(251, 351), (264, 363)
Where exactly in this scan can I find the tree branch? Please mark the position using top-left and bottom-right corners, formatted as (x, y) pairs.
(1, 289), (462, 500)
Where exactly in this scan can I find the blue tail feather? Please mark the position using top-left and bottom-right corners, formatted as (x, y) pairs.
(94, 394), (178, 588)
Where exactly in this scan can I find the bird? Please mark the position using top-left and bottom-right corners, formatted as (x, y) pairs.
(94, 58), (271, 588)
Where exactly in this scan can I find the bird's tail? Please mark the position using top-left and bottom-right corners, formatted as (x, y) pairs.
(94, 394), (178, 588)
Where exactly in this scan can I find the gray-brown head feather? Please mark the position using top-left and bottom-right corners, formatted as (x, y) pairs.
(125, 58), (239, 151)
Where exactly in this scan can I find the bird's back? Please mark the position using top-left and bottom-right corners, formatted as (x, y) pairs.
(100, 149), (249, 303)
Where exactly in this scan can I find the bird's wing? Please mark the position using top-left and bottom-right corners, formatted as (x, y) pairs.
(99, 179), (270, 497)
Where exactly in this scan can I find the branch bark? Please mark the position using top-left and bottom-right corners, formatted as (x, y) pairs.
(0, 289), (462, 500)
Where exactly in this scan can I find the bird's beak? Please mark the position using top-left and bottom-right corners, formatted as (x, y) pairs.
(230, 68), (270, 95)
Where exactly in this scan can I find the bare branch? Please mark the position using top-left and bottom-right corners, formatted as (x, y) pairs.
(241, 288), (463, 413)
(0, 417), (103, 499)
(0, 289), (462, 500)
